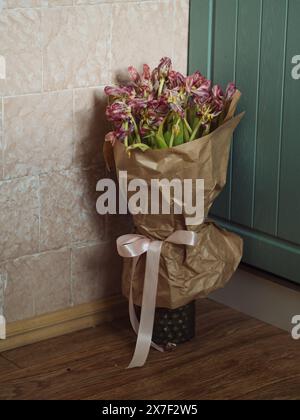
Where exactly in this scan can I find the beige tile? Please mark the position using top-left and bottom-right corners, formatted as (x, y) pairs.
(5, 0), (41, 7)
(71, 241), (122, 305)
(39, 167), (106, 251)
(111, 1), (174, 82)
(173, 0), (189, 75)
(73, 87), (108, 168)
(1, 262), (34, 322)
(0, 270), (7, 316)
(39, 170), (74, 251)
(41, 0), (72, 6)
(3, 91), (73, 179)
(0, 9), (40, 54)
(0, 53), (42, 96)
(3, 0), (74, 6)
(74, 0), (153, 4)
(3, 0), (73, 6)
(0, 100), (3, 180)
(2, 248), (71, 322)
(74, 0), (156, 4)
(0, 9), (42, 95)
(33, 249), (71, 316)
(71, 167), (106, 244)
(0, 158), (3, 182)
(0, 177), (39, 262)
(42, 5), (110, 91)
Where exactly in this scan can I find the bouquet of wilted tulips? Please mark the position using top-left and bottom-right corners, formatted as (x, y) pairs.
(105, 57), (237, 152)
(103, 58), (244, 369)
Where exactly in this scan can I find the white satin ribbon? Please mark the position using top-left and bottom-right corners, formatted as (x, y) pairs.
(117, 231), (198, 369)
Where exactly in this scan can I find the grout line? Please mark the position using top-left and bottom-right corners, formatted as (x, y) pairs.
(251, 0), (263, 229)
(2, 84), (108, 100)
(1, 0), (161, 12)
(228, 0), (239, 221)
(0, 162), (106, 185)
(275, 0), (289, 237)
(0, 239), (116, 267)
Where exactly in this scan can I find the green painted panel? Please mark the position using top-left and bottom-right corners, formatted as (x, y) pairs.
(188, 0), (210, 76)
(253, 0), (287, 235)
(231, 0), (262, 227)
(189, 0), (300, 284)
(278, 0), (300, 245)
(211, 0), (238, 219)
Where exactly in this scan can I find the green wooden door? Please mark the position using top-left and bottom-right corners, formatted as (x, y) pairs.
(189, 0), (300, 284)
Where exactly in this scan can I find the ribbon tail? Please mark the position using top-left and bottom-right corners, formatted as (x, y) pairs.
(128, 257), (140, 335)
(128, 280), (163, 354)
(127, 241), (163, 369)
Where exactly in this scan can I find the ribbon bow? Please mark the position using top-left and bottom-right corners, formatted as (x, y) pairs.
(117, 230), (198, 369)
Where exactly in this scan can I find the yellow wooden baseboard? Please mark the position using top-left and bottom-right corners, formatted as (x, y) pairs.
(0, 295), (127, 353)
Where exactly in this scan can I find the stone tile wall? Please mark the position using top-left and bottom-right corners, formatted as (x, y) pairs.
(0, 0), (189, 322)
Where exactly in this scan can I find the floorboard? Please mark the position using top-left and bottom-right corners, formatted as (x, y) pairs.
(0, 355), (19, 375)
(0, 299), (299, 400)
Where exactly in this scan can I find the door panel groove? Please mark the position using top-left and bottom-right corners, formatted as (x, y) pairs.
(207, 0), (215, 80)
(275, 0), (289, 236)
(229, 0), (240, 221)
(252, 0), (264, 229)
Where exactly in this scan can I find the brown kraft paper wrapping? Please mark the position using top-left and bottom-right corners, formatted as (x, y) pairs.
(113, 92), (245, 310)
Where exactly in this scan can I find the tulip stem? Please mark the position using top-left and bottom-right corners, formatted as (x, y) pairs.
(131, 117), (142, 143)
(183, 117), (192, 134)
(169, 119), (180, 148)
(124, 121), (129, 148)
(189, 118), (202, 142)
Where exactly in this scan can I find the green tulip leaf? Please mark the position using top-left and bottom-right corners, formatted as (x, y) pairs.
(174, 119), (184, 146)
(126, 143), (151, 153)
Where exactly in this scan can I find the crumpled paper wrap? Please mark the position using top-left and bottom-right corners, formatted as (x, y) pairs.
(113, 93), (245, 310)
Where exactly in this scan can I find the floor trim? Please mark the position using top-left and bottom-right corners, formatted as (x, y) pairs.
(1, 267), (299, 353)
(0, 295), (127, 353)
(210, 265), (300, 333)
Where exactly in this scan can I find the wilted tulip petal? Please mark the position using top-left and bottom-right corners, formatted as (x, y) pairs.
(193, 80), (212, 104)
(106, 101), (131, 122)
(168, 71), (186, 89)
(104, 57), (238, 150)
(167, 89), (185, 118)
(142, 64), (151, 80)
(105, 85), (135, 99)
(212, 84), (225, 112)
(157, 57), (172, 78)
(128, 66), (141, 83)
(225, 82), (237, 101)
(105, 131), (117, 146)
(212, 84), (224, 100)
(186, 71), (206, 93)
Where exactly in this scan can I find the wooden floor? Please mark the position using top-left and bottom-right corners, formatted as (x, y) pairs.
(0, 299), (299, 400)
